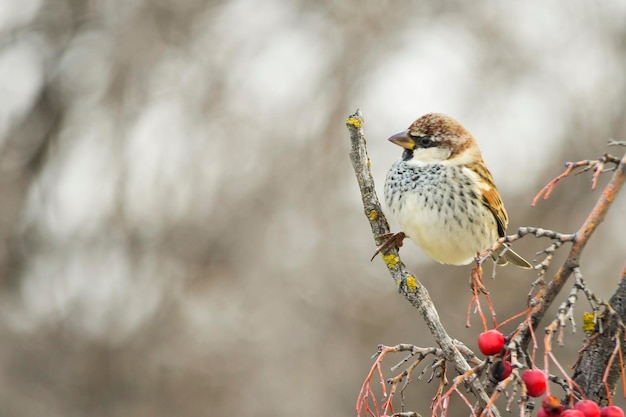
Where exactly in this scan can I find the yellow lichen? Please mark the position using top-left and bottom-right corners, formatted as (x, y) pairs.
(582, 312), (596, 334)
(406, 275), (418, 292)
(368, 210), (378, 221)
(382, 253), (399, 268)
(346, 116), (364, 129)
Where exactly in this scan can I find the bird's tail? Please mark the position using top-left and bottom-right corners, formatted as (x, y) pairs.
(496, 245), (532, 269)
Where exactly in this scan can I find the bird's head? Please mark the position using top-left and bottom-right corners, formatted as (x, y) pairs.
(388, 113), (481, 165)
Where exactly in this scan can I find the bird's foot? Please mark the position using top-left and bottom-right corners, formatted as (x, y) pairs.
(371, 232), (406, 261)
(470, 262), (488, 294)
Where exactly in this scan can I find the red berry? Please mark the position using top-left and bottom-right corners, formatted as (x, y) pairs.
(491, 360), (513, 381)
(521, 369), (547, 397)
(477, 330), (505, 355)
(575, 400), (601, 417)
(542, 395), (564, 415)
(562, 410), (585, 417)
(601, 406), (625, 417)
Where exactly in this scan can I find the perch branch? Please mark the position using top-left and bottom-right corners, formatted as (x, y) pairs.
(346, 109), (499, 416)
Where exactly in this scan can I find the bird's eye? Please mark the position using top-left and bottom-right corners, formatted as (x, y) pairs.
(411, 135), (433, 148)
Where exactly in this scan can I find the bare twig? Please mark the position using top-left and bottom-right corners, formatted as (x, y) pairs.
(532, 153), (623, 205)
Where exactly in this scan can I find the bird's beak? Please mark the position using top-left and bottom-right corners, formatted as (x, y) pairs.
(388, 131), (414, 150)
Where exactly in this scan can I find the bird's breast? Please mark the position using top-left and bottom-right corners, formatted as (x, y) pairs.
(384, 162), (499, 265)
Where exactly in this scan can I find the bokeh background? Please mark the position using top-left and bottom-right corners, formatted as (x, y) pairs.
(1, 1), (625, 416)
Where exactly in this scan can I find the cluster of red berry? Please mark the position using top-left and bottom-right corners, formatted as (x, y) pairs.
(538, 395), (623, 417)
(478, 330), (546, 395)
(477, 330), (624, 417)
(477, 329), (513, 382)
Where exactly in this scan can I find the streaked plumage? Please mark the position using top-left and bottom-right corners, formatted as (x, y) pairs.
(383, 113), (530, 268)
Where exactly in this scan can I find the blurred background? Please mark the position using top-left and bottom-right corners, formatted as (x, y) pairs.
(1, 1), (625, 416)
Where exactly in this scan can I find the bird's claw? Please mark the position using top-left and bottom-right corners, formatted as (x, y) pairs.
(371, 232), (406, 261)
(470, 262), (489, 294)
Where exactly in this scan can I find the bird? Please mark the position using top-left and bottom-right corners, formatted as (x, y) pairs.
(379, 112), (531, 269)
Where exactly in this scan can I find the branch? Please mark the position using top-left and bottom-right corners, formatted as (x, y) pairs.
(572, 268), (626, 405)
(345, 109), (500, 416)
(515, 150), (626, 351)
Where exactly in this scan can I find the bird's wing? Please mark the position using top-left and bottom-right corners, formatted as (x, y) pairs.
(465, 160), (509, 238)
(465, 160), (531, 268)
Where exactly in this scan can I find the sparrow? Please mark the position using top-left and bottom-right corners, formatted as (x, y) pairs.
(380, 113), (531, 268)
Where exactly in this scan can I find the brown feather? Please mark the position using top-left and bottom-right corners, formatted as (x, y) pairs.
(468, 160), (531, 268)
(466, 160), (509, 237)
